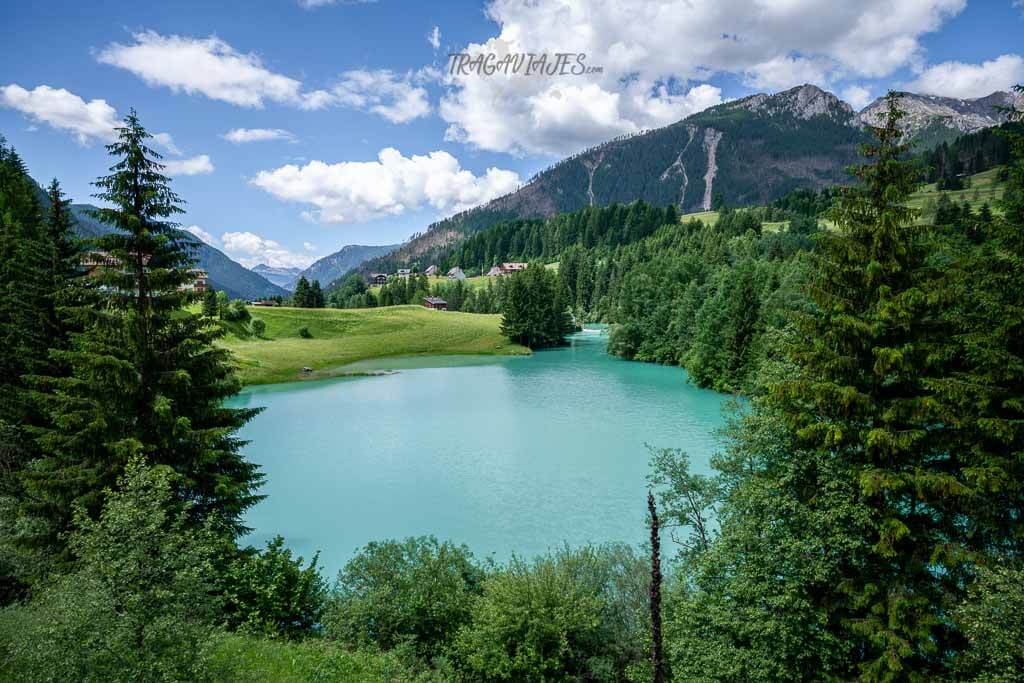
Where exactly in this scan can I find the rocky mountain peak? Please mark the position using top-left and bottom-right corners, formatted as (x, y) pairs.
(856, 90), (1022, 139)
(733, 83), (854, 122)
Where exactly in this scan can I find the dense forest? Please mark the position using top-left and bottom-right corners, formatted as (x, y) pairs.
(1, 89), (1023, 682)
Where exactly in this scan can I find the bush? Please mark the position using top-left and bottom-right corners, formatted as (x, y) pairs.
(0, 459), (222, 682)
(323, 536), (484, 658)
(953, 564), (1024, 682)
(221, 299), (251, 323)
(450, 545), (647, 682)
(221, 536), (326, 639)
(298, 326), (312, 339)
(250, 318), (266, 337)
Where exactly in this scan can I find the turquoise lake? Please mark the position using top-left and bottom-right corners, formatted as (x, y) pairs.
(227, 328), (731, 575)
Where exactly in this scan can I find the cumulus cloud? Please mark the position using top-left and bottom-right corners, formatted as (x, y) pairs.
(97, 31), (331, 109)
(251, 148), (521, 224)
(0, 84), (119, 144)
(331, 70), (431, 123)
(152, 132), (181, 155)
(184, 225), (218, 246)
(163, 155), (214, 176)
(439, 0), (967, 155)
(841, 84), (874, 110)
(221, 231), (315, 269)
(906, 54), (1024, 99)
(428, 26), (441, 50)
(223, 127), (296, 144)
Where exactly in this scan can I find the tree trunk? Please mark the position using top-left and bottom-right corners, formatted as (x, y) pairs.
(649, 491), (665, 683)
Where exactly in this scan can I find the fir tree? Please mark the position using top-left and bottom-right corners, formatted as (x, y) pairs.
(292, 276), (310, 307)
(772, 91), (957, 677)
(22, 111), (263, 561)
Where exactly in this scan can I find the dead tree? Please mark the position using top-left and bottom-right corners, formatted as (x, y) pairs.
(649, 491), (665, 683)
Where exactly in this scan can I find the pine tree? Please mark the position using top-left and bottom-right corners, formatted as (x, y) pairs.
(22, 111), (263, 561)
(201, 288), (218, 317)
(292, 276), (310, 307)
(772, 92), (959, 677)
(308, 279), (324, 308)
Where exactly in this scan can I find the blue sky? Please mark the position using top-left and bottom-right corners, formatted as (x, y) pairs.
(3, 0), (1023, 269)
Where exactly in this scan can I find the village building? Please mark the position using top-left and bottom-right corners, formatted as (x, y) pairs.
(424, 264), (439, 276)
(501, 262), (528, 275)
(250, 299), (280, 307)
(447, 267), (466, 281)
(369, 273), (388, 286)
(486, 265), (504, 277)
(422, 296), (448, 310)
(396, 268), (412, 279)
(81, 251), (206, 291)
(181, 268), (209, 293)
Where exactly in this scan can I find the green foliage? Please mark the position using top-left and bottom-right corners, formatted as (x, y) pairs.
(324, 536), (484, 658)
(952, 565), (1024, 682)
(250, 318), (266, 337)
(202, 288), (219, 317)
(297, 325), (312, 338)
(292, 276), (325, 308)
(220, 298), (251, 322)
(0, 458), (222, 682)
(221, 536), (326, 639)
(500, 262), (573, 348)
(450, 545), (647, 682)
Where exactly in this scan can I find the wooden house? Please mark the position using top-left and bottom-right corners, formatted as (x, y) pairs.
(422, 296), (448, 310)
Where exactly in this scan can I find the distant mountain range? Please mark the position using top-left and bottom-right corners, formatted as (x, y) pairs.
(355, 84), (1022, 278)
(254, 244), (399, 290)
(250, 264), (303, 290)
(63, 202), (288, 301)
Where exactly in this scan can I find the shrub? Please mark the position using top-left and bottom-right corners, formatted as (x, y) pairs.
(323, 536), (484, 658)
(0, 458), (221, 682)
(250, 318), (266, 337)
(221, 536), (326, 639)
(220, 299), (251, 323)
(450, 545), (647, 682)
(298, 326), (312, 339)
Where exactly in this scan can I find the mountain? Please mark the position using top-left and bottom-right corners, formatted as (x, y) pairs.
(296, 243), (399, 289)
(250, 264), (303, 290)
(858, 90), (1024, 147)
(67, 204), (288, 300)
(357, 84), (867, 275)
(357, 84), (1020, 279)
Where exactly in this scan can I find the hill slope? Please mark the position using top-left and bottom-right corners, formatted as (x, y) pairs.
(250, 264), (302, 290)
(295, 243), (399, 289)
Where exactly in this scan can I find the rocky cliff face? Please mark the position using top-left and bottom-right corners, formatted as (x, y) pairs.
(858, 90), (1023, 141)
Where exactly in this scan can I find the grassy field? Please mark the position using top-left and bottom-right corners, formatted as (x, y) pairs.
(220, 305), (528, 385)
(677, 167), (1006, 232)
(906, 166), (1006, 215)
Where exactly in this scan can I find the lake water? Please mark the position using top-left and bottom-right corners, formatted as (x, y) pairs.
(228, 328), (731, 575)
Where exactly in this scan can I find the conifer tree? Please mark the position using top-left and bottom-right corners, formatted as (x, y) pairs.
(772, 92), (958, 677)
(22, 111), (263, 560)
(292, 276), (310, 307)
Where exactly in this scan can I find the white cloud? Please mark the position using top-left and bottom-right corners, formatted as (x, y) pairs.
(184, 225), (218, 246)
(0, 84), (118, 144)
(428, 26), (441, 50)
(841, 84), (874, 110)
(331, 70), (431, 123)
(152, 132), (181, 155)
(221, 231), (315, 269)
(97, 31), (330, 109)
(439, 0), (967, 155)
(163, 154), (214, 176)
(906, 54), (1024, 99)
(223, 127), (296, 144)
(303, 241), (317, 251)
(251, 147), (521, 224)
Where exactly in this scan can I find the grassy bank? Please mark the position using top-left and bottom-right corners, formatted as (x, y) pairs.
(219, 305), (529, 385)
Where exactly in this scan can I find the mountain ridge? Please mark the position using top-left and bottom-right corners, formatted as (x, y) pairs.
(352, 84), (1020, 281)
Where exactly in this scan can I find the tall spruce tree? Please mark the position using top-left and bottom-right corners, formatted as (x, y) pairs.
(772, 92), (961, 677)
(22, 111), (263, 560)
